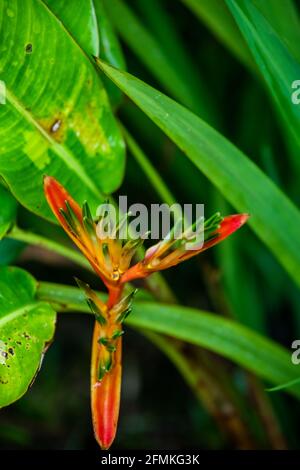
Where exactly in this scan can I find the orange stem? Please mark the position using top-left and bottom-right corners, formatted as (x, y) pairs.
(107, 284), (123, 308)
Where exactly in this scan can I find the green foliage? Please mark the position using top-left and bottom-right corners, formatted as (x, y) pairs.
(44, 0), (99, 56)
(94, 0), (126, 107)
(36, 280), (300, 399)
(181, 0), (254, 69)
(130, 303), (300, 398)
(0, 0), (125, 220)
(96, 58), (300, 289)
(227, 0), (300, 157)
(0, 267), (56, 407)
(1, 0), (300, 450)
(103, 0), (215, 121)
(0, 185), (17, 239)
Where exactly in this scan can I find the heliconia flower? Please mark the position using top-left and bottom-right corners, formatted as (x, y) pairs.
(43, 176), (249, 450)
(76, 278), (136, 449)
(43, 176), (143, 290)
(121, 213), (249, 283)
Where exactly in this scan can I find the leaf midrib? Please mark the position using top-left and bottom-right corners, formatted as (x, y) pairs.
(0, 301), (41, 328)
(6, 88), (100, 198)
(4, 0), (104, 200)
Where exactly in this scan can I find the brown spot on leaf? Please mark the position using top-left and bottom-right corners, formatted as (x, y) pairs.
(25, 43), (33, 54)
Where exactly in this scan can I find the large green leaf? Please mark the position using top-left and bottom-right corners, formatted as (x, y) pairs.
(95, 59), (300, 288)
(44, 1), (125, 107)
(0, 267), (56, 407)
(0, 185), (17, 239)
(44, 0), (99, 56)
(37, 281), (300, 399)
(0, 0), (125, 220)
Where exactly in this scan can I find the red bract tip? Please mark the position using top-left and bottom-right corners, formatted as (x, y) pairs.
(211, 213), (249, 244)
(122, 213), (250, 282)
(183, 213), (250, 255)
(43, 175), (82, 224)
(44, 175), (109, 283)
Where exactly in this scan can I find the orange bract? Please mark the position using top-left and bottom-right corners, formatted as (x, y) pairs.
(44, 176), (141, 289)
(122, 213), (249, 282)
(91, 323), (122, 450)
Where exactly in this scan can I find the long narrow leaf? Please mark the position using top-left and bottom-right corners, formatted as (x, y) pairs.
(130, 302), (300, 399)
(37, 281), (300, 399)
(226, 0), (300, 156)
(95, 59), (300, 288)
(103, 0), (215, 121)
(180, 0), (254, 69)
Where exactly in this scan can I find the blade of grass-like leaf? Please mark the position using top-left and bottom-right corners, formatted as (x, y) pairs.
(95, 59), (300, 289)
(124, 303), (300, 399)
(94, 0), (125, 69)
(8, 226), (91, 271)
(182, 0), (300, 188)
(135, 0), (188, 66)
(218, 234), (265, 332)
(94, 0), (126, 107)
(251, 0), (300, 63)
(120, 124), (176, 207)
(214, 193), (265, 332)
(120, 102), (212, 206)
(102, 0), (215, 122)
(266, 377), (300, 393)
(37, 281), (300, 399)
(132, 0), (217, 123)
(180, 0), (254, 70)
(226, 0), (300, 159)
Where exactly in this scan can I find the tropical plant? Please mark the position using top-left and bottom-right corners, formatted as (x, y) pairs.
(1, 0), (300, 450)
